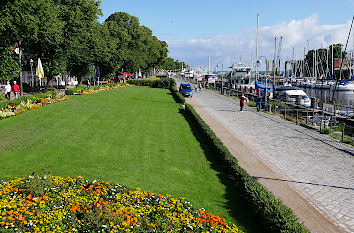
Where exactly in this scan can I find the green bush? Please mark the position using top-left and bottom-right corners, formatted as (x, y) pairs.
(0, 94), (6, 101)
(184, 103), (309, 233)
(127, 78), (159, 87)
(152, 78), (175, 89)
(320, 128), (333, 134)
(170, 86), (185, 104)
(247, 101), (257, 107)
(127, 78), (175, 89)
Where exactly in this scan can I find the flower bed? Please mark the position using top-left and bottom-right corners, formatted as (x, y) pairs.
(0, 176), (241, 232)
(0, 95), (71, 120)
(65, 83), (133, 95)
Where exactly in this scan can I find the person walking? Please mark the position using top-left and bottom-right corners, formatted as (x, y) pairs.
(256, 94), (263, 112)
(240, 94), (248, 112)
(4, 81), (11, 100)
(11, 81), (20, 99)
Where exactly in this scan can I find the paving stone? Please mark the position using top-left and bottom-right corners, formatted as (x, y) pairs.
(188, 87), (354, 232)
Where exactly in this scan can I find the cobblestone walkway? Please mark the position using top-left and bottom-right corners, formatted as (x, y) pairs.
(189, 88), (354, 232)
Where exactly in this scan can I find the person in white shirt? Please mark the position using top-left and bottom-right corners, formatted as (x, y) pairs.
(5, 81), (11, 100)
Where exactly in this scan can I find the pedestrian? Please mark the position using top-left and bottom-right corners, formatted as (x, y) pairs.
(4, 81), (11, 100)
(239, 94), (248, 112)
(11, 81), (20, 99)
(199, 83), (202, 91)
(256, 94), (263, 112)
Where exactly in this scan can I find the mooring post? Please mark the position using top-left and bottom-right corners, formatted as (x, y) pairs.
(342, 123), (346, 142)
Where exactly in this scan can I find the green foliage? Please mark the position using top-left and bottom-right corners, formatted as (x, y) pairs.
(0, 1), (169, 81)
(303, 44), (345, 78)
(103, 12), (168, 76)
(127, 78), (159, 87)
(320, 128), (333, 134)
(170, 86), (185, 104)
(247, 101), (257, 107)
(157, 57), (189, 71)
(183, 103), (309, 233)
(127, 78), (175, 89)
(0, 47), (20, 81)
(152, 78), (175, 89)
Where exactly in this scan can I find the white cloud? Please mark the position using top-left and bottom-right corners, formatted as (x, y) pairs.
(165, 15), (353, 69)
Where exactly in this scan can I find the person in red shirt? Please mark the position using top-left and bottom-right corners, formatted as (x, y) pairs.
(11, 81), (20, 99)
(239, 94), (248, 112)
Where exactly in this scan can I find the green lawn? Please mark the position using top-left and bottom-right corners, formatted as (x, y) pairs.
(0, 86), (261, 232)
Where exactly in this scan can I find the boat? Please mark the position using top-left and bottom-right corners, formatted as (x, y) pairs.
(275, 86), (311, 107)
(332, 80), (354, 91)
(229, 61), (253, 87)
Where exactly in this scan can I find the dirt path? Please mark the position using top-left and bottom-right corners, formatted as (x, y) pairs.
(186, 97), (344, 233)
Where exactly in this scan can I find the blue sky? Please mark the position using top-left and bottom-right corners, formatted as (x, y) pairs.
(99, 0), (354, 68)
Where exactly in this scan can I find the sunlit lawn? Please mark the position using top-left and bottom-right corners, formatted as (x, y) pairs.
(0, 86), (261, 232)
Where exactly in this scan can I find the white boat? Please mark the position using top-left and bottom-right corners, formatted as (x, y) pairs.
(230, 61), (253, 87)
(332, 80), (354, 91)
(276, 86), (311, 107)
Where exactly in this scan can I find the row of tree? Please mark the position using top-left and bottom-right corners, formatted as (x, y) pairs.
(0, 0), (185, 82)
(291, 44), (349, 78)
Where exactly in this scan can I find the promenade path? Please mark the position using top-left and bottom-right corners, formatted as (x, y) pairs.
(183, 83), (353, 232)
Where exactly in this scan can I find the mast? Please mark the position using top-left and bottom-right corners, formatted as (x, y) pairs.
(255, 14), (259, 86)
(292, 47), (295, 77)
(332, 33), (334, 77)
(303, 47), (306, 78)
(208, 56), (210, 74)
(273, 37), (277, 85)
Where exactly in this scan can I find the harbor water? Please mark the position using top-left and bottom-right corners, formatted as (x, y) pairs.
(302, 87), (354, 107)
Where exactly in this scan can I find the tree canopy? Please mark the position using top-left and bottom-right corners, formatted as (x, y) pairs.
(0, 1), (176, 81)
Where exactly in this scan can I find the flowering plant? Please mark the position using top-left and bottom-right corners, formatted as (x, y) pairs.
(0, 95), (71, 120)
(0, 176), (241, 232)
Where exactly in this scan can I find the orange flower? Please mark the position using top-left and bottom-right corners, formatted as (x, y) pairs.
(70, 205), (81, 213)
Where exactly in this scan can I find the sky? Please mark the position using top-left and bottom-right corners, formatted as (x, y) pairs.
(98, 0), (354, 70)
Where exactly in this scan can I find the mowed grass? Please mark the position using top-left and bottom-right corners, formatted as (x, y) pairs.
(0, 86), (261, 232)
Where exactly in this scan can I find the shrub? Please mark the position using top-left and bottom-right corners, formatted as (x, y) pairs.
(128, 78), (175, 89)
(184, 103), (309, 233)
(320, 128), (333, 134)
(247, 101), (257, 107)
(170, 86), (185, 104)
(127, 78), (159, 87)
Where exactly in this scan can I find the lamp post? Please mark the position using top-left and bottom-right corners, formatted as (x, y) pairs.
(258, 56), (269, 108)
(30, 59), (34, 88)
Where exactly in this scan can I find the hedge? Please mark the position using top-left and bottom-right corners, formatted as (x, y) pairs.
(0, 91), (57, 109)
(170, 86), (185, 104)
(184, 103), (309, 233)
(127, 78), (175, 89)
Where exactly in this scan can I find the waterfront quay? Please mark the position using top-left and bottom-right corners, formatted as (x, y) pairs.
(178, 78), (354, 232)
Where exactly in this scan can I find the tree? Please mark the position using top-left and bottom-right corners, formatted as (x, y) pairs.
(0, 0), (65, 81)
(0, 47), (20, 81)
(303, 44), (346, 78)
(58, 0), (103, 82)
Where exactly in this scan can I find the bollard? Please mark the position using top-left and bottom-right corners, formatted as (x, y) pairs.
(284, 107), (287, 119)
(342, 123), (346, 142)
(306, 111), (309, 125)
(296, 109), (298, 125)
